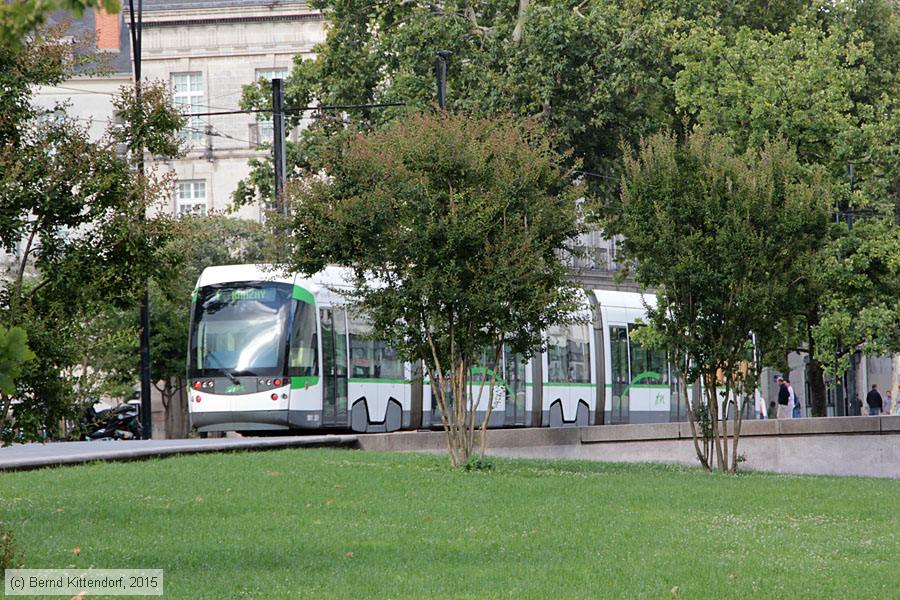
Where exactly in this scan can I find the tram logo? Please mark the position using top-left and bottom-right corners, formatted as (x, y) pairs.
(225, 383), (245, 393)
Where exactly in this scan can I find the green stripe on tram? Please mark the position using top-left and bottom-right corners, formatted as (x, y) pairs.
(349, 378), (411, 384)
(544, 382), (596, 388)
(292, 285), (315, 305)
(291, 376), (319, 389)
(607, 383), (669, 388)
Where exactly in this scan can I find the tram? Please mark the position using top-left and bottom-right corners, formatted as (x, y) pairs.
(187, 265), (682, 433)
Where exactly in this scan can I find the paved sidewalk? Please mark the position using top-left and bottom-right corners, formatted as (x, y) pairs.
(0, 435), (358, 471)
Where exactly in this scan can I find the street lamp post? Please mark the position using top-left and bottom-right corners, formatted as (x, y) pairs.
(127, 0), (152, 439)
(435, 50), (451, 110)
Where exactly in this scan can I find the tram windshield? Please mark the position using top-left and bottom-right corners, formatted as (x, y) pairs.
(189, 282), (292, 377)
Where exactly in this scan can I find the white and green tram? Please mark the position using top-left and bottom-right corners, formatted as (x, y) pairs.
(187, 265), (683, 434)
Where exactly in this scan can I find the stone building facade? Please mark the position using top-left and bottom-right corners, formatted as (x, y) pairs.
(134, 0), (325, 221)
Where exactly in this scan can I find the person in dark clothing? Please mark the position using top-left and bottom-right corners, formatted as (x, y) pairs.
(866, 384), (883, 416)
(776, 376), (791, 419)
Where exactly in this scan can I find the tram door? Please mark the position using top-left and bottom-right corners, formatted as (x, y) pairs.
(609, 325), (630, 424)
(320, 307), (348, 427)
(504, 349), (527, 426)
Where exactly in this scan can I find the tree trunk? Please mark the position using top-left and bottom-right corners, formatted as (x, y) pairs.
(158, 377), (189, 439)
(163, 378), (190, 439)
(806, 313), (828, 417)
(512, 0), (530, 44)
(684, 380), (710, 471)
(0, 393), (12, 438)
(705, 371), (725, 472)
(807, 356), (828, 417)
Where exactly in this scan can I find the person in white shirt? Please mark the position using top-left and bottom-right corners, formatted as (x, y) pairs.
(786, 379), (799, 418)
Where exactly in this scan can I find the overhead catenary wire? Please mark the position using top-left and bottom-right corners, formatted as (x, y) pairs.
(44, 85), (249, 113)
(186, 101), (408, 118)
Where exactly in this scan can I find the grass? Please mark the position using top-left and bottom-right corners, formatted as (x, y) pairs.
(1, 449), (898, 599)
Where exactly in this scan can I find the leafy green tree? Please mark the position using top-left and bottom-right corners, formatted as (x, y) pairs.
(280, 112), (583, 466)
(813, 218), (900, 375)
(606, 128), (830, 472)
(672, 3), (900, 414)
(0, 26), (183, 443)
(235, 0), (823, 211)
(0, 326), (35, 398)
(234, 0), (720, 208)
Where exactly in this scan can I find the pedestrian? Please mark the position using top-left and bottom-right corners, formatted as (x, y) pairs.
(776, 376), (791, 419)
(757, 391), (768, 420)
(865, 384), (883, 416)
(885, 389), (893, 416)
(786, 378), (800, 418)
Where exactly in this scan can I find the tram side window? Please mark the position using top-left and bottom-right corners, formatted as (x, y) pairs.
(348, 313), (373, 377)
(547, 325), (567, 382)
(374, 340), (403, 379)
(627, 324), (668, 385)
(348, 313), (403, 380)
(547, 323), (591, 384)
(289, 301), (318, 376)
(568, 323), (591, 383)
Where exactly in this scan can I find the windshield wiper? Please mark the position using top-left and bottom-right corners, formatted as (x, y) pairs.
(203, 352), (241, 385)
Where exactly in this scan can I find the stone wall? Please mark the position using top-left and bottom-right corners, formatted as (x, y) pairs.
(356, 416), (900, 479)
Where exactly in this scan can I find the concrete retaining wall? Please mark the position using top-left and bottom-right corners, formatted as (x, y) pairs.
(356, 416), (900, 479)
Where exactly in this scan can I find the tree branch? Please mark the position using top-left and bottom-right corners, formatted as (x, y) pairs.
(11, 215), (42, 321)
(511, 0), (529, 45)
(463, 6), (495, 40)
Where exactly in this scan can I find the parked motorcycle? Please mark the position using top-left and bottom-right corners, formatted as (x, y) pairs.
(80, 401), (143, 440)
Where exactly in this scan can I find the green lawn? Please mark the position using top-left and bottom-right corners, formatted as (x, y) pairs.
(2, 449), (898, 599)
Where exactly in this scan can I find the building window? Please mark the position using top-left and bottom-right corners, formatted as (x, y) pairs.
(172, 72), (205, 143)
(176, 180), (207, 217)
(254, 68), (288, 144)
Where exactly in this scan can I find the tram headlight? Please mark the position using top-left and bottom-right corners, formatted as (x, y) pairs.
(274, 378), (282, 387)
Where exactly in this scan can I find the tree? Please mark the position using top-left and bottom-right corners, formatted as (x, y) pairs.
(234, 1), (704, 208)
(672, 3), (900, 414)
(0, 326), (35, 398)
(0, 26), (183, 443)
(235, 0), (825, 211)
(812, 217), (900, 375)
(605, 128), (830, 472)
(279, 112), (583, 466)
